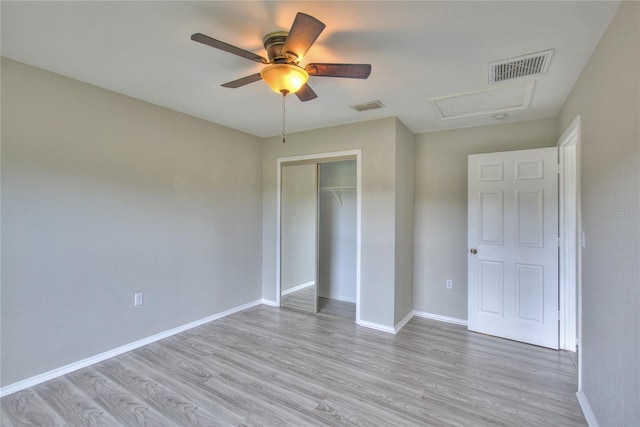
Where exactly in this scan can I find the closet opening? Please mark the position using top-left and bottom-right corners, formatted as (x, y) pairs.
(276, 150), (361, 322)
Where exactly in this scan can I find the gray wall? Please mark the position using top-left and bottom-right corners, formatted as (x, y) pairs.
(1, 58), (263, 386)
(280, 164), (317, 292)
(319, 161), (357, 303)
(262, 118), (399, 328)
(413, 119), (557, 320)
(557, 2), (639, 425)
(394, 121), (415, 325)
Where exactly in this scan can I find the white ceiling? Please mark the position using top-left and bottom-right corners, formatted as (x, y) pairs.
(1, 1), (620, 138)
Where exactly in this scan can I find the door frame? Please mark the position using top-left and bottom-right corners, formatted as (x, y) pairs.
(276, 149), (362, 322)
(557, 115), (582, 356)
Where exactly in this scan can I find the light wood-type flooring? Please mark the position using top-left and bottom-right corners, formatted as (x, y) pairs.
(281, 285), (317, 313)
(1, 305), (585, 426)
(316, 297), (355, 321)
(281, 285), (356, 321)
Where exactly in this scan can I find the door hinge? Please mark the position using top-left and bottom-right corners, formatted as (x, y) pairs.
(557, 164), (561, 174)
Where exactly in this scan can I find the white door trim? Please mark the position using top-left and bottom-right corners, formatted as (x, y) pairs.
(276, 149), (362, 323)
(557, 115), (582, 369)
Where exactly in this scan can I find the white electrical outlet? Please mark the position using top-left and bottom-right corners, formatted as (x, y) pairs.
(134, 292), (143, 306)
(446, 280), (453, 289)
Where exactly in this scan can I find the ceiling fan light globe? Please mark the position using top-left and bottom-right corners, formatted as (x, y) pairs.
(260, 64), (309, 95)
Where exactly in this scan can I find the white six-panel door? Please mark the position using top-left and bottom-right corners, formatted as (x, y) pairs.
(468, 147), (559, 349)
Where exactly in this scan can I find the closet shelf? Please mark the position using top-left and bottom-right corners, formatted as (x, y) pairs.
(320, 186), (356, 207)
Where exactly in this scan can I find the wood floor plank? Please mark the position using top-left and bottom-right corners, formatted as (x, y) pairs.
(1, 305), (586, 426)
(35, 377), (120, 426)
(281, 289), (356, 321)
(140, 335), (321, 425)
(66, 366), (173, 426)
(0, 409), (16, 427)
(0, 389), (67, 426)
(95, 355), (231, 426)
(281, 285), (316, 313)
(317, 297), (356, 320)
(129, 344), (253, 424)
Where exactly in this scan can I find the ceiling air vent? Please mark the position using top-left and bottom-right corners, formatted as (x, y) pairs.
(351, 100), (385, 112)
(489, 49), (554, 84)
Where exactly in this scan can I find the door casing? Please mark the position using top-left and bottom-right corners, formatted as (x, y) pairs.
(558, 115), (582, 362)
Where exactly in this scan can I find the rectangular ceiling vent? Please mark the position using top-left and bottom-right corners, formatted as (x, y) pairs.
(351, 100), (385, 112)
(489, 49), (554, 84)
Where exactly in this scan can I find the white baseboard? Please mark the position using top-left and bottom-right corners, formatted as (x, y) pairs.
(412, 310), (468, 326)
(357, 319), (396, 334)
(261, 299), (279, 307)
(357, 311), (465, 335)
(576, 389), (600, 427)
(0, 299), (263, 398)
(281, 281), (315, 296)
(394, 311), (414, 333)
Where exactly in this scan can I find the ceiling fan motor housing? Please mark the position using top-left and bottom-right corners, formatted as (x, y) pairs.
(263, 31), (293, 63)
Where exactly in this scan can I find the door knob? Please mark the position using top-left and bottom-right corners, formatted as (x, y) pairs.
(470, 248), (478, 254)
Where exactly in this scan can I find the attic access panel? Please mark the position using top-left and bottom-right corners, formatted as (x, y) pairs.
(429, 81), (535, 120)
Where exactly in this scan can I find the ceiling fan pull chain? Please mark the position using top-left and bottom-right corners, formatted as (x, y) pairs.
(281, 91), (288, 143)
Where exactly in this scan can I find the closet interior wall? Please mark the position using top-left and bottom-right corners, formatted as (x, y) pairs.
(318, 160), (357, 304)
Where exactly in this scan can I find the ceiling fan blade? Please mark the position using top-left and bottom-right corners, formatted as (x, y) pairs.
(306, 63), (372, 79)
(221, 73), (262, 88)
(191, 33), (268, 64)
(295, 84), (318, 102)
(281, 13), (326, 61)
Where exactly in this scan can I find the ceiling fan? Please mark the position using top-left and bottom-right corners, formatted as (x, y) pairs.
(191, 12), (372, 101)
